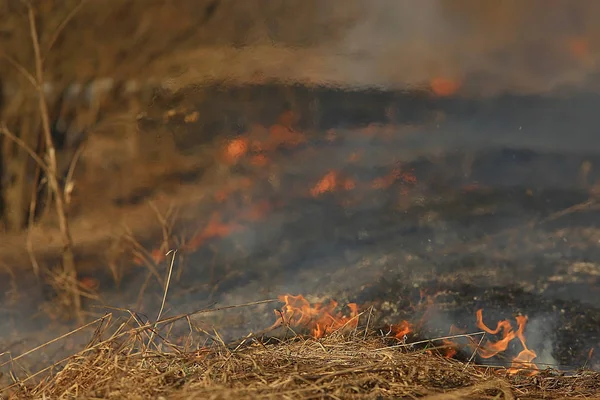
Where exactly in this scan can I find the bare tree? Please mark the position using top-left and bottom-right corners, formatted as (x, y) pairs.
(1, 2), (82, 322)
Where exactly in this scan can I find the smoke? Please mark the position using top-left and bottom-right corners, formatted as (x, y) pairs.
(525, 315), (558, 369)
(332, 0), (600, 95)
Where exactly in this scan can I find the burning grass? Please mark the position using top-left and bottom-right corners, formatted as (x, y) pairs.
(4, 299), (600, 399)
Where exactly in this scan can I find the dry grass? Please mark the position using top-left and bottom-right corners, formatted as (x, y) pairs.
(3, 307), (600, 400)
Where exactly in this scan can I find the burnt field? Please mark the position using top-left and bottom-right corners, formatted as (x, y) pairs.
(3, 85), (600, 395)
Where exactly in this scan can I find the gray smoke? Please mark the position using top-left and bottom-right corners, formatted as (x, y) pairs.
(332, 0), (600, 95)
(525, 315), (559, 370)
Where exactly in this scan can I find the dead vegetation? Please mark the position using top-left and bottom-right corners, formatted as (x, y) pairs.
(3, 305), (600, 400)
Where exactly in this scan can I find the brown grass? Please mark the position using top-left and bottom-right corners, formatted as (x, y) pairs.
(3, 306), (600, 400)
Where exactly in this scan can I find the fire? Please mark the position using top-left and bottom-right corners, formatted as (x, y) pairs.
(183, 212), (244, 252)
(268, 124), (305, 149)
(222, 111), (305, 167)
(310, 170), (338, 197)
(310, 170), (358, 197)
(311, 167), (415, 198)
(430, 77), (461, 97)
(271, 294), (359, 338)
(224, 137), (249, 164)
(475, 309), (539, 375)
(371, 168), (417, 190)
(391, 320), (413, 339)
(132, 247), (169, 266)
(272, 294), (540, 374)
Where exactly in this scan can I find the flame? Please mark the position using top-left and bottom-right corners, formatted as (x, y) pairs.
(372, 168), (417, 190)
(133, 247), (168, 266)
(310, 170), (358, 197)
(271, 294), (359, 338)
(391, 320), (413, 339)
(266, 295), (540, 375)
(509, 315), (539, 375)
(310, 168), (416, 198)
(224, 137), (250, 164)
(310, 171), (338, 197)
(476, 309), (539, 375)
(183, 212), (244, 251)
(430, 77), (461, 97)
(269, 124), (305, 148)
(343, 178), (357, 190)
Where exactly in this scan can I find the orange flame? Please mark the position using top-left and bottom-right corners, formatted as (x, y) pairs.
(310, 171), (358, 197)
(391, 320), (413, 339)
(223, 137), (249, 164)
(476, 309), (539, 375)
(310, 171), (338, 197)
(271, 294), (359, 338)
(184, 212), (244, 251)
(133, 247), (169, 266)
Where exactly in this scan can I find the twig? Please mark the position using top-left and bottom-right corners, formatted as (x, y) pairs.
(44, 0), (90, 60)
(26, 159), (42, 278)
(376, 331), (487, 351)
(464, 332), (486, 371)
(64, 141), (85, 202)
(147, 249), (177, 350)
(0, 315), (110, 369)
(0, 123), (48, 174)
(363, 305), (374, 340)
(0, 53), (38, 88)
(2, 299), (278, 391)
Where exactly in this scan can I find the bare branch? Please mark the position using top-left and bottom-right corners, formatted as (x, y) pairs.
(28, 3), (82, 324)
(0, 122), (49, 175)
(44, 0), (90, 60)
(0, 53), (38, 89)
(64, 141), (85, 200)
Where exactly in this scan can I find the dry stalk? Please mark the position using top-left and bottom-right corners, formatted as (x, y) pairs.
(27, 4), (83, 324)
(1, 3), (85, 322)
(147, 249), (177, 351)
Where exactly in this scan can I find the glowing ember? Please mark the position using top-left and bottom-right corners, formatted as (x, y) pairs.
(78, 276), (100, 291)
(224, 137), (249, 164)
(133, 247), (168, 266)
(430, 77), (461, 97)
(271, 294), (359, 338)
(269, 124), (305, 148)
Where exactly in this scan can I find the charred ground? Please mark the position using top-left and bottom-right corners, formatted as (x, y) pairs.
(1, 85), (600, 388)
